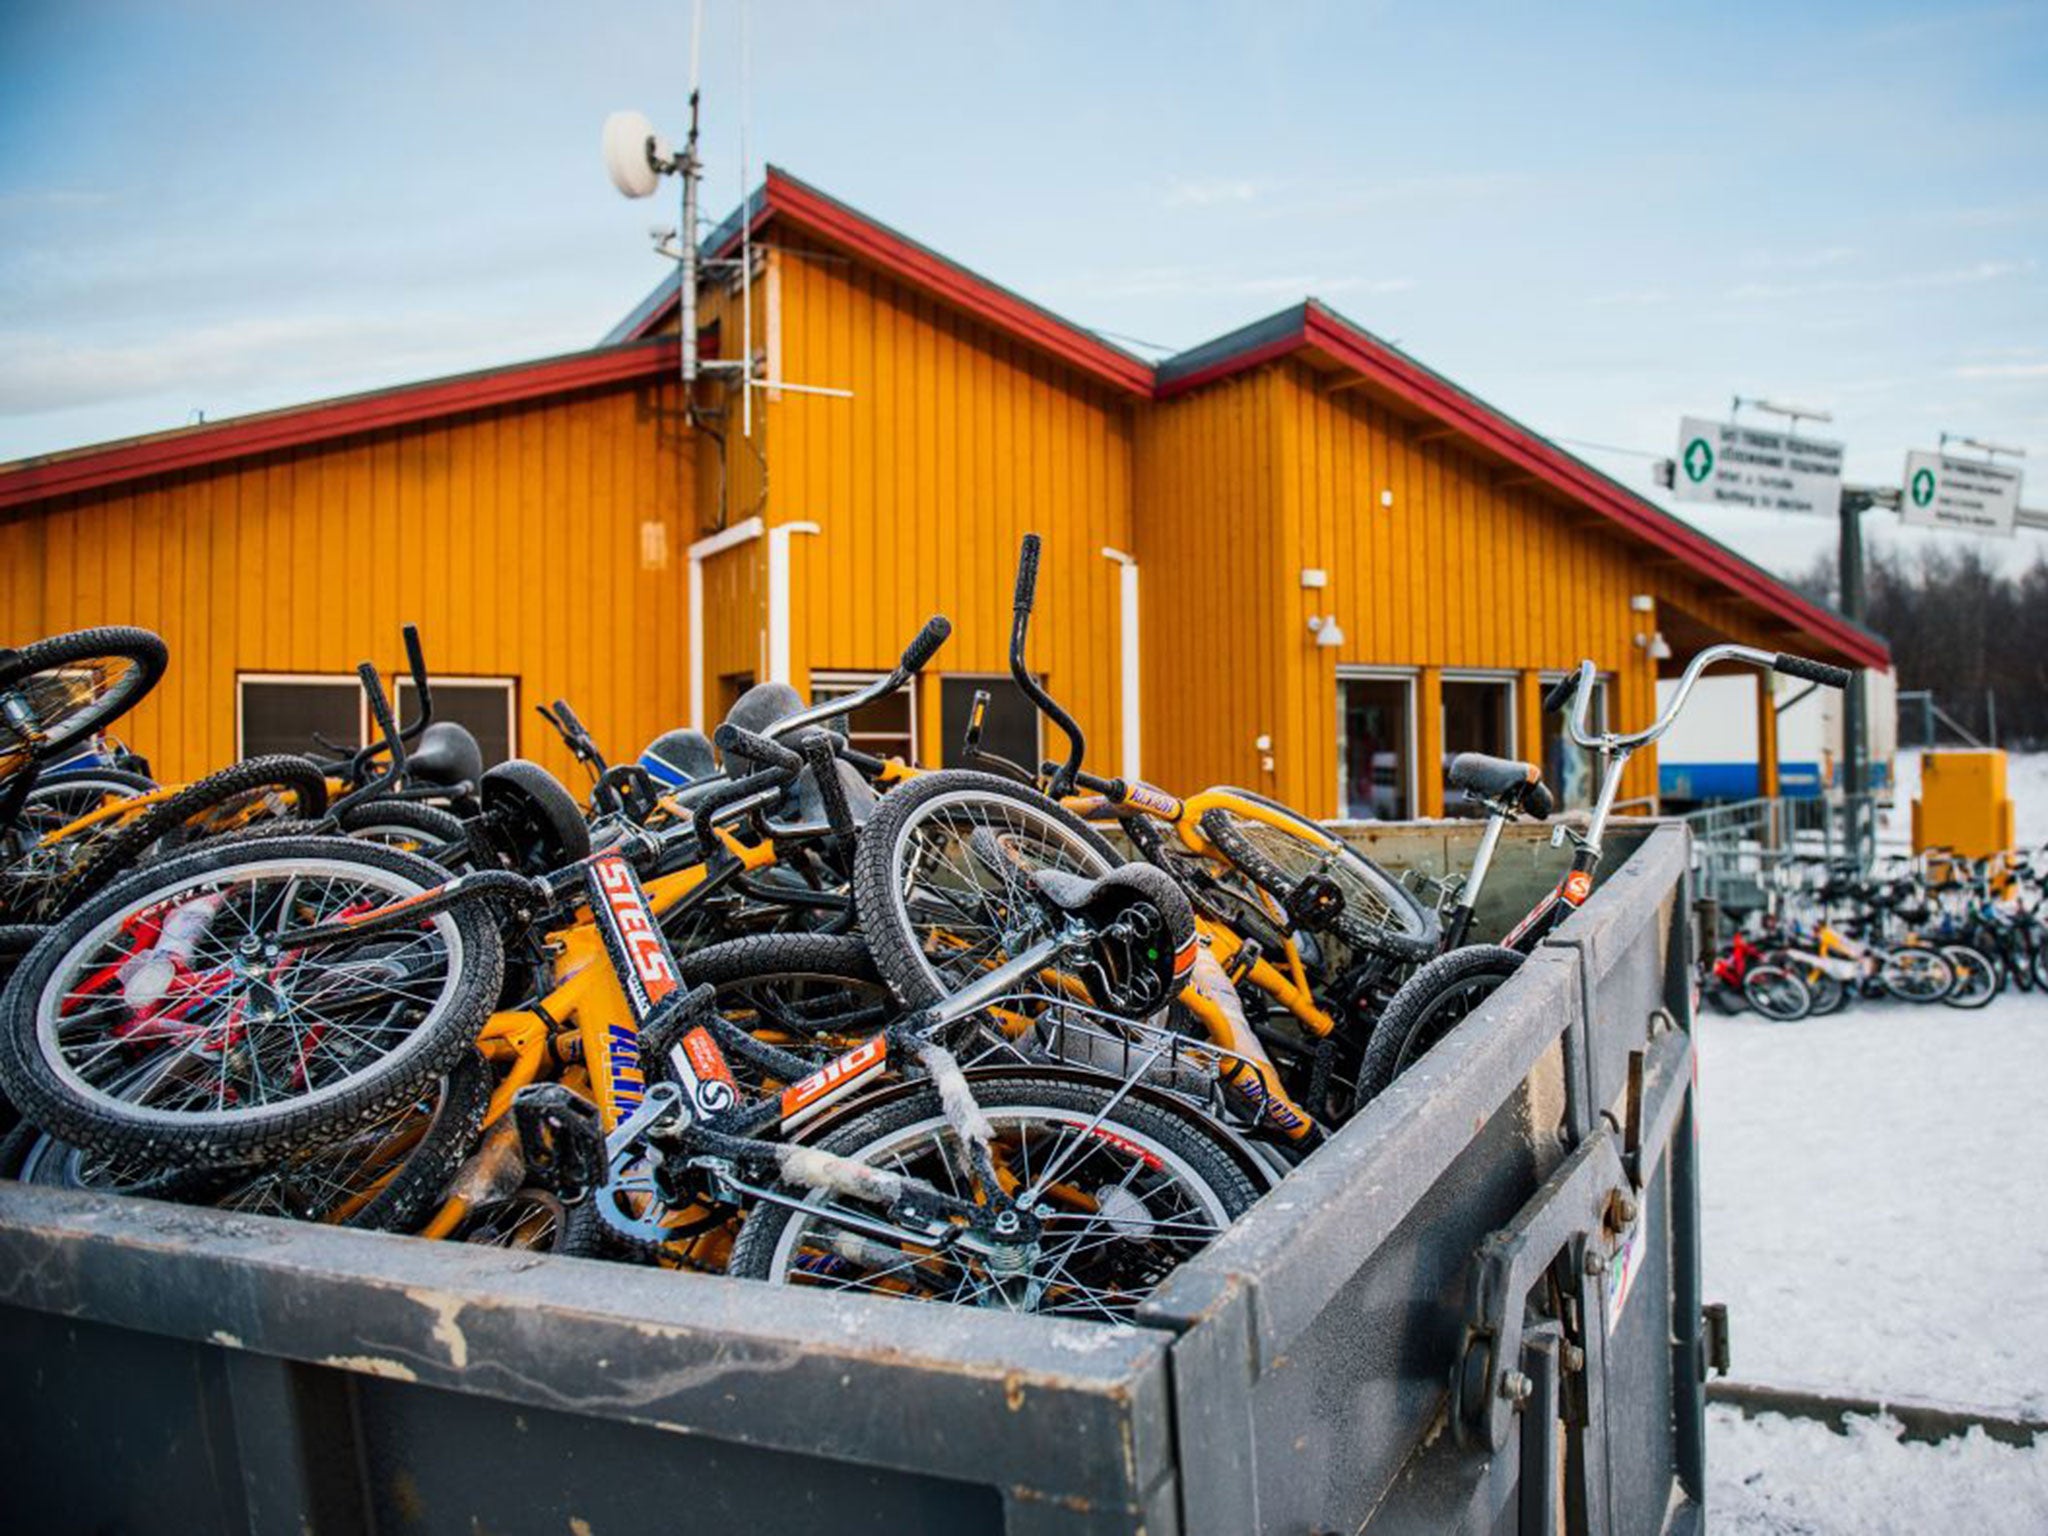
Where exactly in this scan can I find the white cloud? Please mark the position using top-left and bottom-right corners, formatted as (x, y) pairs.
(1951, 361), (2048, 380)
(1727, 259), (2033, 301)
(1161, 176), (1263, 208)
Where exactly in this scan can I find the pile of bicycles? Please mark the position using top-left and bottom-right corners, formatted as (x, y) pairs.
(1704, 845), (2047, 1022)
(0, 537), (1851, 1321)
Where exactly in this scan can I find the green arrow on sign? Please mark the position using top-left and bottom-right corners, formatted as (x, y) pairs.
(1910, 466), (1936, 508)
(1683, 437), (1714, 484)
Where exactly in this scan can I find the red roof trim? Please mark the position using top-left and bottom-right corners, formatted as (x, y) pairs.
(624, 169), (1153, 395)
(1291, 306), (1887, 669)
(0, 339), (678, 512)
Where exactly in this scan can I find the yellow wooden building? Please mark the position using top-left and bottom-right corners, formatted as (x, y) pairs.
(0, 168), (1886, 818)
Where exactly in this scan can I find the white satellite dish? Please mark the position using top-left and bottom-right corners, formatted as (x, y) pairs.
(603, 110), (671, 199)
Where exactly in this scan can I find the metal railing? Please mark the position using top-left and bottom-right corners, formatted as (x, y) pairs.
(1684, 792), (1880, 911)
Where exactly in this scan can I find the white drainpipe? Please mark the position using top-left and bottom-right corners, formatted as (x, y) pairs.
(766, 521), (822, 686)
(687, 516), (764, 731)
(1101, 547), (1141, 783)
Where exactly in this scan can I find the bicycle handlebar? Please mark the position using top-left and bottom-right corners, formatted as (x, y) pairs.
(714, 723), (805, 774)
(1773, 652), (1855, 690)
(1540, 674), (1578, 715)
(1560, 642), (1850, 753)
(762, 615), (953, 743)
(1015, 532), (1041, 613)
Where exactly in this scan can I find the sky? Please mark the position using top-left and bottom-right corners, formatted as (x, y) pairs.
(3, 0), (2045, 580)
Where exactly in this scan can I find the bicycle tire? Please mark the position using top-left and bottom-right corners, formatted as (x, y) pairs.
(1878, 947), (1954, 1004)
(727, 1073), (1258, 1319)
(1936, 944), (2000, 1010)
(0, 835), (503, 1166)
(850, 770), (1124, 1010)
(1741, 964), (1812, 1022)
(451, 1187), (610, 1256)
(0, 627), (169, 768)
(1197, 801), (1437, 963)
(1357, 944), (1525, 1102)
(61, 755), (332, 915)
(338, 798), (469, 854)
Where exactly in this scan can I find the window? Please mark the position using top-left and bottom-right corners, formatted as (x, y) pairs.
(394, 677), (517, 767)
(238, 676), (361, 760)
(1440, 676), (1515, 812)
(1542, 673), (1611, 810)
(238, 672), (518, 766)
(1338, 673), (1414, 820)
(941, 676), (1043, 772)
(809, 670), (918, 762)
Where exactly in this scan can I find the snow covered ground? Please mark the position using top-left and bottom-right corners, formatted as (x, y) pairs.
(1699, 989), (2048, 1531)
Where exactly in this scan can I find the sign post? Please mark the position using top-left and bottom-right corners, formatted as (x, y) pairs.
(1899, 450), (2022, 537)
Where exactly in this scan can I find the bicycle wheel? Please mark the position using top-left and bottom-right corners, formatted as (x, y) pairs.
(1937, 945), (2000, 1010)
(726, 1073), (1258, 1321)
(851, 770), (1123, 1010)
(337, 798), (468, 856)
(0, 769), (157, 923)
(1878, 947), (1954, 1004)
(1356, 944), (1523, 1102)
(669, 932), (901, 1093)
(1741, 964), (1813, 1023)
(0, 627), (168, 776)
(0, 836), (503, 1165)
(61, 755), (331, 915)
(451, 1188), (609, 1255)
(1197, 795), (1438, 962)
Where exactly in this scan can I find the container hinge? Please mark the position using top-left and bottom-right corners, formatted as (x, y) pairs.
(1701, 1302), (1732, 1379)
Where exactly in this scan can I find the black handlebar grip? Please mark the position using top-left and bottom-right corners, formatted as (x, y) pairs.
(1773, 653), (1855, 690)
(1541, 674), (1578, 715)
(797, 731), (855, 836)
(714, 723), (804, 773)
(402, 624), (427, 688)
(1014, 533), (1042, 613)
(552, 698), (589, 742)
(357, 662), (407, 778)
(900, 614), (952, 675)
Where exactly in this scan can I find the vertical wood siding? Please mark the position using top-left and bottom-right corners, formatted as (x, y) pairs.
(767, 236), (1136, 767)
(2, 382), (692, 786)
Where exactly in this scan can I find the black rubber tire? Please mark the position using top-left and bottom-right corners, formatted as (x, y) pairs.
(0, 770), (160, 924)
(60, 755), (332, 915)
(338, 798), (468, 853)
(0, 627), (169, 764)
(1741, 964), (1813, 1022)
(0, 835), (503, 1166)
(726, 1073), (1260, 1314)
(1879, 947), (1955, 1004)
(0, 1117), (219, 1201)
(666, 932), (898, 1092)
(850, 770), (1124, 1010)
(1197, 800), (1438, 963)
(1937, 945), (2000, 1010)
(1357, 944), (1524, 1102)
(451, 1187), (611, 1256)
(211, 1047), (490, 1230)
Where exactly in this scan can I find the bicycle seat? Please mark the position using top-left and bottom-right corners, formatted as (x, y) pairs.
(639, 728), (718, 788)
(1025, 863), (1197, 1013)
(1448, 753), (1555, 818)
(408, 721), (484, 791)
(720, 683), (807, 764)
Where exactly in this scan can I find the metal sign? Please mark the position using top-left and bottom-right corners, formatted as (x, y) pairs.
(1900, 450), (2021, 537)
(1673, 416), (1846, 516)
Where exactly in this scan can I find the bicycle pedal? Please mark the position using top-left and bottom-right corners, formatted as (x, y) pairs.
(1284, 872), (1346, 929)
(511, 1083), (607, 1202)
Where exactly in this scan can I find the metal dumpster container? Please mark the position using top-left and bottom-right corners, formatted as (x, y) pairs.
(0, 823), (1706, 1535)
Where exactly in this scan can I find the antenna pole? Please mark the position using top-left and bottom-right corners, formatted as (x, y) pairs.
(679, 92), (701, 386)
(740, 0), (754, 439)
